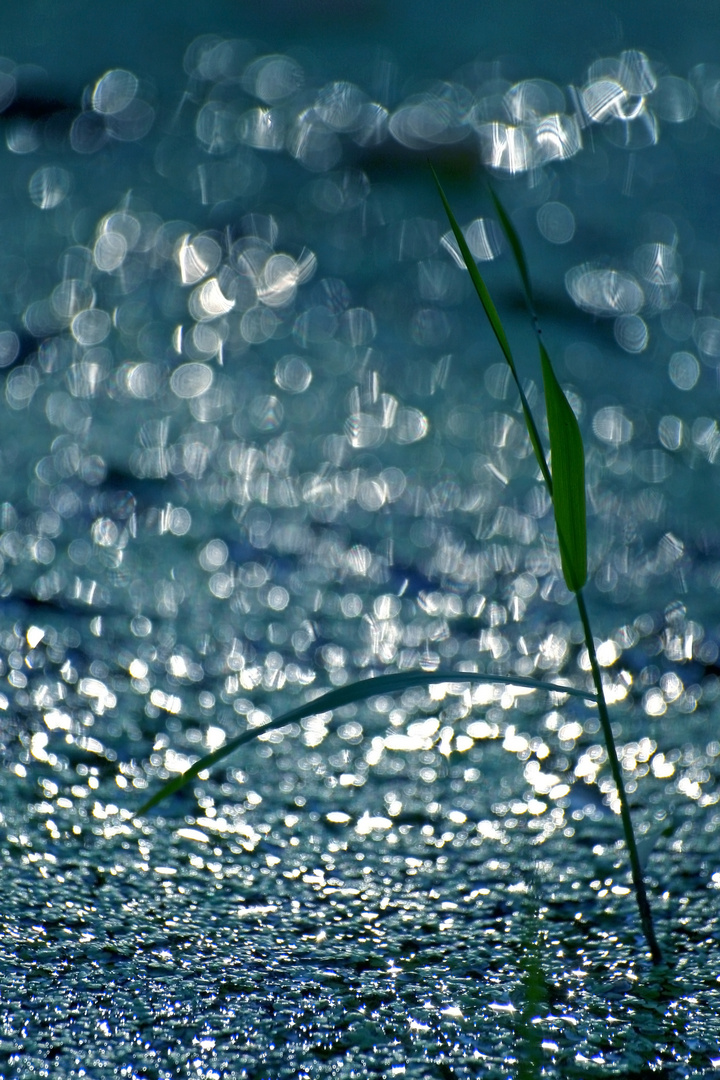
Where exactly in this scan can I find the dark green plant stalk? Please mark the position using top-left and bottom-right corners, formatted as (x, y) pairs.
(432, 166), (662, 965)
(576, 590), (662, 964)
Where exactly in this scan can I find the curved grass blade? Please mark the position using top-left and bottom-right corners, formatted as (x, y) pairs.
(488, 185), (533, 309)
(136, 670), (597, 815)
(431, 165), (552, 493)
(539, 341), (587, 591)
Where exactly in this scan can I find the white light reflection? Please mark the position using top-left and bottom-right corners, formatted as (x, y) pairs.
(94, 231), (127, 272)
(504, 79), (567, 123)
(537, 201), (575, 244)
(581, 79), (629, 124)
(476, 122), (532, 173)
(28, 166), (71, 210)
(566, 265), (644, 317)
(176, 233), (222, 284)
(92, 69), (139, 115)
(244, 54), (305, 104)
(170, 363), (213, 399)
(315, 81), (367, 132)
(668, 351), (699, 390)
(614, 314), (648, 353)
(189, 277), (235, 320)
(237, 107), (286, 150)
(534, 113), (582, 162)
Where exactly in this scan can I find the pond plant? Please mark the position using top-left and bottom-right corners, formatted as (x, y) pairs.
(432, 170), (663, 966)
(138, 171), (664, 967)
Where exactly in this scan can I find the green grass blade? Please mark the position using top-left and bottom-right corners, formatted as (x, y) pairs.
(432, 165), (516, 373)
(434, 171), (661, 963)
(539, 341), (587, 591)
(136, 670), (597, 815)
(431, 165), (552, 492)
(483, 183), (587, 591)
(488, 185), (533, 309)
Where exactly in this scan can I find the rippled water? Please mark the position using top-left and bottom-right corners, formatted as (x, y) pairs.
(2, 729), (720, 1078)
(1, 9), (720, 1076)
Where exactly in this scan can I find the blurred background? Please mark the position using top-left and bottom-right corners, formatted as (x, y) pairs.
(4, 0), (720, 105)
(0, 3), (719, 1075)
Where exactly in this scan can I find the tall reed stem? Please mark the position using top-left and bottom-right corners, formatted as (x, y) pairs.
(431, 166), (664, 964)
(575, 588), (663, 964)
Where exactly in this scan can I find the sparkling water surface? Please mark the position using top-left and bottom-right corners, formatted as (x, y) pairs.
(1, 4), (720, 1076)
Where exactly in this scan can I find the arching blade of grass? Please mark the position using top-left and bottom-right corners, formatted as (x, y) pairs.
(431, 165), (551, 493)
(539, 341), (587, 591)
(136, 671), (596, 816)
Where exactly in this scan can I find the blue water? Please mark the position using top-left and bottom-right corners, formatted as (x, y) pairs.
(1, 2), (720, 1075)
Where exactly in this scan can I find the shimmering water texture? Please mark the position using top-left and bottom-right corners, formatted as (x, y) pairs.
(0, 35), (720, 1078)
(2, 760), (720, 1078)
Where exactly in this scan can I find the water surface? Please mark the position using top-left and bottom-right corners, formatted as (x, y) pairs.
(1, 7), (720, 1075)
